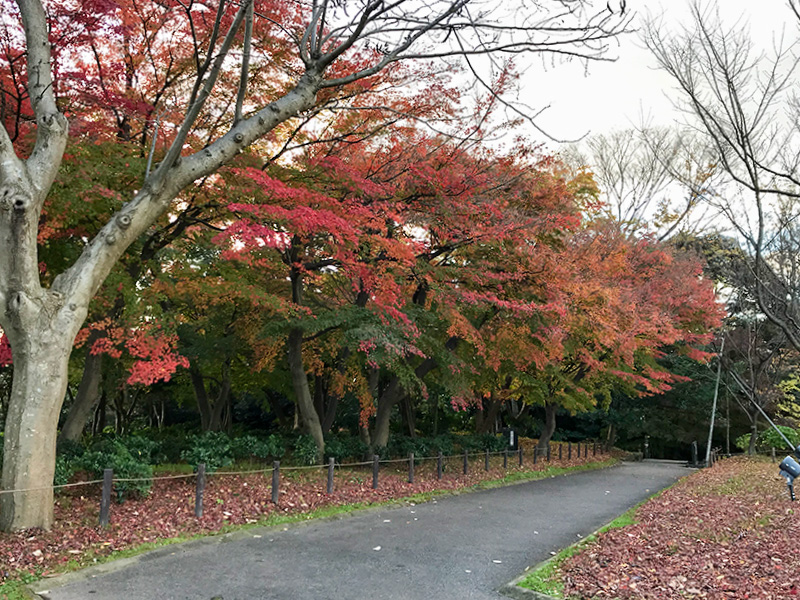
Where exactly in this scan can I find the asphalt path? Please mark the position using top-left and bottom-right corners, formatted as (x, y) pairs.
(35, 460), (689, 600)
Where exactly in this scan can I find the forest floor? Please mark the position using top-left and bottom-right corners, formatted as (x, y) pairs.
(521, 455), (799, 600)
(0, 439), (611, 597)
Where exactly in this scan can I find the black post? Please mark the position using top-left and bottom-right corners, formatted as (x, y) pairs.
(504, 449), (508, 469)
(547, 446), (551, 462)
(518, 446), (523, 467)
(99, 468), (113, 527)
(568, 441), (572, 460)
(691, 441), (698, 466)
(271, 460), (280, 504)
(559, 445), (563, 460)
(584, 442), (588, 458)
(194, 463), (206, 518)
(533, 448), (538, 465)
(408, 453), (415, 484)
(372, 454), (380, 489)
(593, 442), (597, 456)
(485, 449), (490, 471)
(437, 452), (443, 480)
(463, 450), (469, 475)
(327, 457), (335, 494)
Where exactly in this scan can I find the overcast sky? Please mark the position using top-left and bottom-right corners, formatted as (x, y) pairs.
(519, 0), (796, 148)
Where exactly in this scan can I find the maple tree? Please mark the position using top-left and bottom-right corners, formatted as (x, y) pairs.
(0, 0), (632, 530)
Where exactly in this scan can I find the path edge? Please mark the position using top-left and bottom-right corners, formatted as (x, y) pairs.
(499, 464), (696, 600)
(28, 460), (623, 598)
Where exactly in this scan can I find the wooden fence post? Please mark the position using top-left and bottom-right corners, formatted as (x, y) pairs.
(568, 441), (572, 460)
(408, 453), (415, 484)
(533, 448), (538, 465)
(559, 445), (563, 461)
(485, 449), (490, 471)
(547, 446), (551, 462)
(518, 446), (523, 467)
(593, 442), (597, 456)
(504, 449), (508, 469)
(194, 463), (206, 518)
(463, 450), (469, 475)
(437, 452), (443, 480)
(99, 468), (113, 527)
(271, 461), (280, 504)
(327, 457), (335, 494)
(372, 454), (380, 489)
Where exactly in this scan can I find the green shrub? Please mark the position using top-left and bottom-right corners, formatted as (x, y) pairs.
(118, 435), (159, 464)
(53, 455), (76, 487)
(181, 431), (234, 473)
(735, 433), (751, 452)
(455, 434), (483, 453)
(229, 433), (287, 461)
(230, 434), (263, 461)
(760, 426), (800, 451)
(152, 431), (192, 464)
(735, 427), (800, 453)
(76, 440), (153, 501)
(293, 434), (320, 465)
(324, 434), (368, 462)
(262, 434), (287, 459)
(479, 432), (506, 452)
(427, 435), (455, 456)
(56, 438), (86, 461)
(387, 436), (430, 459)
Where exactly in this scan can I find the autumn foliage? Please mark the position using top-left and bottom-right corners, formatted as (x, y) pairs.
(0, 0), (721, 529)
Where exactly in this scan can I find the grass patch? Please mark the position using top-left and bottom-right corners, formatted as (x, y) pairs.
(1, 575), (42, 599)
(517, 503), (640, 598)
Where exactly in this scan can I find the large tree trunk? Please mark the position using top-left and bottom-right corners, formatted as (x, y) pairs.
(371, 377), (403, 450)
(1, 325), (74, 531)
(286, 260), (324, 461)
(401, 396), (416, 437)
(190, 361), (232, 432)
(287, 328), (324, 462)
(476, 393), (502, 434)
(58, 340), (103, 444)
(92, 391), (107, 435)
(535, 403), (558, 453)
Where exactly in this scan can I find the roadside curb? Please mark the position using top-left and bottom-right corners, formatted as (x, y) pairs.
(499, 567), (561, 600)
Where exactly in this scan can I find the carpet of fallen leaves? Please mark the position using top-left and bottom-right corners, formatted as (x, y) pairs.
(563, 456), (800, 600)
(0, 441), (607, 583)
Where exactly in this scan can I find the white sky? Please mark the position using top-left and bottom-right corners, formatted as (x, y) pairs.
(518, 0), (796, 149)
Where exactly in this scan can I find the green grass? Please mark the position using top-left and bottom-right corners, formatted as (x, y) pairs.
(1, 575), (41, 599)
(517, 503), (640, 598)
(1, 457), (619, 599)
(515, 481), (680, 598)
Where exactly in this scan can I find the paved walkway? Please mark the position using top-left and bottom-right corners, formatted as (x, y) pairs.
(35, 460), (689, 600)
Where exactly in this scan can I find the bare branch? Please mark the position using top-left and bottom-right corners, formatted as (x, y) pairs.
(234, 0), (254, 125)
(15, 0), (67, 197)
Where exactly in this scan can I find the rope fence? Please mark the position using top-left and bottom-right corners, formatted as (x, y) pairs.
(0, 439), (610, 527)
